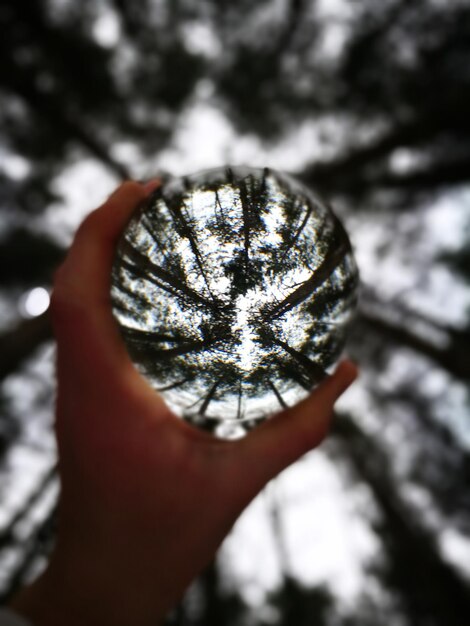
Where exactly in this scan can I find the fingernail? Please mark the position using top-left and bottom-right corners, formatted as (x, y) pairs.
(337, 360), (359, 390)
(143, 179), (161, 193)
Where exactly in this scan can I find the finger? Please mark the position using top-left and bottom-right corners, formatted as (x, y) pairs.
(238, 360), (358, 485)
(50, 180), (161, 380)
(53, 180), (160, 307)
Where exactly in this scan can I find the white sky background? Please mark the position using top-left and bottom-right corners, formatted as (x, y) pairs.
(221, 448), (384, 609)
(2, 0), (470, 616)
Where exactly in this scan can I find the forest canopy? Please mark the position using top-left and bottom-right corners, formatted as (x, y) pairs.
(0, 1), (469, 625)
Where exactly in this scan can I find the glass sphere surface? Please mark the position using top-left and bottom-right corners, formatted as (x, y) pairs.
(111, 167), (358, 437)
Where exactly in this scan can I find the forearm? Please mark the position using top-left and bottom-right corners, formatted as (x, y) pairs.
(9, 548), (169, 626)
(9, 515), (223, 626)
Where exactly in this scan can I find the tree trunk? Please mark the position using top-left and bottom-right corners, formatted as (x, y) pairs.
(265, 235), (350, 321)
(270, 336), (326, 382)
(332, 414), (470, 626)
(120, 242), (222, 312)
(355, 309), (470, 382)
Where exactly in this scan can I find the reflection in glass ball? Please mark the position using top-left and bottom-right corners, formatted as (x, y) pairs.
(111, 167), (358, 438)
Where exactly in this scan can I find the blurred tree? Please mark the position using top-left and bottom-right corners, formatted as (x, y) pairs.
(0, 0), (469, 624)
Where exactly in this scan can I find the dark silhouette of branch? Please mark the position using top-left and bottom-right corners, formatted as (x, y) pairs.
(239, 177), (253, 267)
(0, 500), (58, 604)
(276, 360), (313, 391)
(267, 482), (295, 577)
(0, 44), (129, 179)
(213, 190), (230, 233)
(278, 200), (313, 265)
(155, 378), (192, 393)
(299, 97), (470, 193)
(267, 378), (289, 409)
(0, 464), (57, 550)
(275, 0), (308, 55)
(117, 260), (187, 307)
(0, 228), (64, 286)
(195, 559), (246, 626)
(270, 336), (326, 381)
(265, 238), (350, 321)
(119, 242), (222, 312)
(0, 313), (52, 382)
(332, 414), (470, 625)
(111, 0), (143, 38)
(4, 0), (117, 109)
(198, 379), (222, 416)
(235, 383), (242, 421)
(356, 309), (470, 382)
(128, 337), (221, 361)
(160, 190), (220, 306)
(370, 155), (470, 191)
(120, 326), (189, 345)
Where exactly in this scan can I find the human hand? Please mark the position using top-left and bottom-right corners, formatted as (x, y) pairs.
(11, 181), (357, 626)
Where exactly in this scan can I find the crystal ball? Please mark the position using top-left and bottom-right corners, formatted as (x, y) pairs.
(111, 166), (358, 438)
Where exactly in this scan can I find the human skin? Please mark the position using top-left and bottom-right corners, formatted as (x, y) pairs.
(10, 181), (358, 626)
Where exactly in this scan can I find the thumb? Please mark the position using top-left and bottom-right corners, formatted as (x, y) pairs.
(238, 360), (358, 485)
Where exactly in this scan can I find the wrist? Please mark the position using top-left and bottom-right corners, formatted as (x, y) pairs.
(10, 545), (167, 626)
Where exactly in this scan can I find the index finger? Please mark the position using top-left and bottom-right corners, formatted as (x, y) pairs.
(53, 180), (159, 308)
(50, 180), (161, 379)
